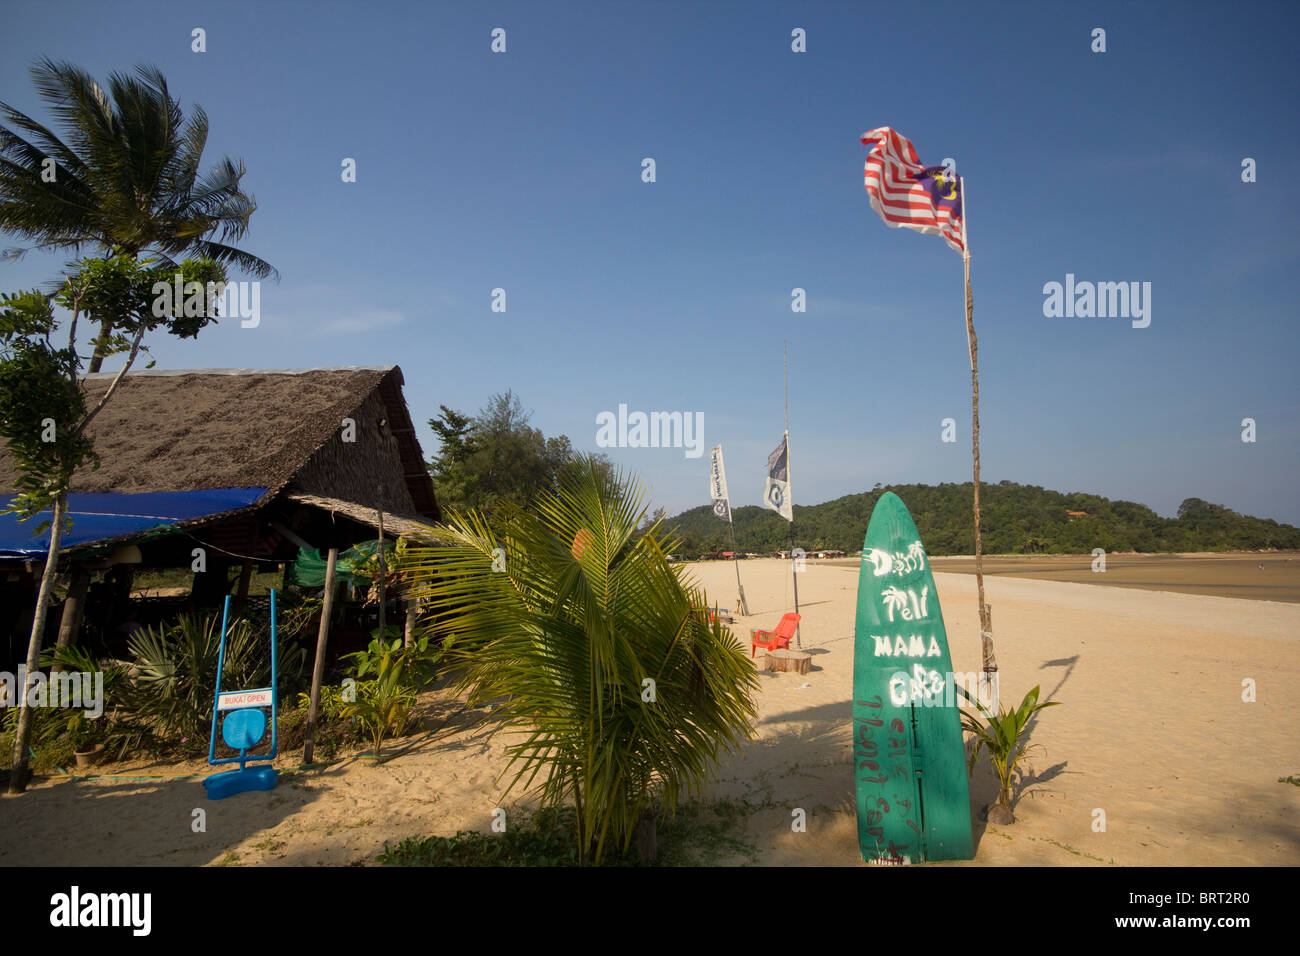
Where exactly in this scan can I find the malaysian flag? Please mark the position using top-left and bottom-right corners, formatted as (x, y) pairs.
(861, 127), (964, 255)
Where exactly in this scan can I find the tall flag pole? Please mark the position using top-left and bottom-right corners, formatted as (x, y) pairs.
(762, 341), (801, 646)
(709, 444), (749, 616)
(860, 127), (996, 678)
(961, 176), (997, 677)
(785, 342), (800, 646)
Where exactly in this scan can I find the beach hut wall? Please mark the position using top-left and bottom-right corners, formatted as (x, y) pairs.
(291, 387), (416, 515)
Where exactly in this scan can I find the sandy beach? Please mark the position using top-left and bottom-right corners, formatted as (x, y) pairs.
(2, 558), (1297, 866)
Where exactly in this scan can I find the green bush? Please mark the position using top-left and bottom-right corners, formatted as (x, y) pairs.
(380, 807), (582, 867)
(339, 631), (444, 755)
(3, 645), (151, 764)
(1, 707), (74, 774)
(377, 801), (760, 867)
(125, 613), (257, 752)
(118, 606), (307, 756)
(3, 601), (315, 769)
(276, 684), (355, 761)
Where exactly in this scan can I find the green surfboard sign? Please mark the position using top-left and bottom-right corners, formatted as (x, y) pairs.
(853, 492), (974, 864)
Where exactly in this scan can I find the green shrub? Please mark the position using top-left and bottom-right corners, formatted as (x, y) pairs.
(121, 607), (307, 756)
(339, 632), (443, 755)
(1, 707), (74, 774)
(377, 801), (760, 867)
(4, 604), (313, 768)
(10, 645), (152, 763)
(276, 684), (355, 760)
(379, 808), (584, 867)
(125, 613), (257, 752)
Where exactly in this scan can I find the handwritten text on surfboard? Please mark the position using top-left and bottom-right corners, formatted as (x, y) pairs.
(864, 543), (926, 577)
(855, 693), (919, 863)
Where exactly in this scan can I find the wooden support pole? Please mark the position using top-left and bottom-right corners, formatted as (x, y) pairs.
(235, 559), (253, 614)
(52, 565), (91, 670)
(404, 597), (419, 649)
(304, 546), (338, 764)
(376, 492), (386, 642)
(962, 177), (997, 678)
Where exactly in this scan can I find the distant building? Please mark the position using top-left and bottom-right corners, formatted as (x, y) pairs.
(1066, 510), (1089, 517)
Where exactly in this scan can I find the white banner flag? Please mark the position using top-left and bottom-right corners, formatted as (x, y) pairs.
(709, 445), (731, 522)
(763, 434), (793, 522)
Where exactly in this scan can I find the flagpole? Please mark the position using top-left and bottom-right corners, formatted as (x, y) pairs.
(711, 445), (749, 616)
(961, 175), (996, 678)
(785, 340), (801, 647)
(960, 174), (974, 373)
(728, 511), (749, 616)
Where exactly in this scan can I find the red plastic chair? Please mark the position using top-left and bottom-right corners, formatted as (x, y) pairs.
(751, 612), (801, 657)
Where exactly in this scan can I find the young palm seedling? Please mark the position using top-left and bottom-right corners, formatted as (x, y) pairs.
(959, 684), (1060, 824)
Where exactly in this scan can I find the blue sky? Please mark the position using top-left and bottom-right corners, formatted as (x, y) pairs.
(2, 0), (1297, 525)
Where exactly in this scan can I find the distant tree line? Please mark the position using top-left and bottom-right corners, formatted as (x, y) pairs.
(427, 391), (615, 521)
(664, 482), (1300, 557)
(424, 410), (1299, 557)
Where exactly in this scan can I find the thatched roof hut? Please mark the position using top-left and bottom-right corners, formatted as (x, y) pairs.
(0, 366), (441, 663)
(0, 365), (439, 559)
(2, 365), (435, 514)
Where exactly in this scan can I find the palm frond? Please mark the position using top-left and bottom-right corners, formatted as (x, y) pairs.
(0, 58), (275, 280)
(403, 455), (758, 864)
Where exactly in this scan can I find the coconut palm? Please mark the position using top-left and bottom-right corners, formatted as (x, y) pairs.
(959, 684), (1060, 821)
(0, 58), (276, 370)
(0, 59), (272, 793)
(403, 456), (759, 865)
(2, 253), (227, 794)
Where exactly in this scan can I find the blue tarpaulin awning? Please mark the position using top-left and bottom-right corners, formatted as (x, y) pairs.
(0, 488), (269, 558)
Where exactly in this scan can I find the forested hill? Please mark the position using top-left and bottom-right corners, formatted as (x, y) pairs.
(663, 483), (1300, 557)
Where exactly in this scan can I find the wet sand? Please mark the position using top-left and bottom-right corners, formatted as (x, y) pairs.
(827, 552), (1300, 604)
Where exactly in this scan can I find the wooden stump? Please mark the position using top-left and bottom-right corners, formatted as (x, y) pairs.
(765, 649), (811, 674)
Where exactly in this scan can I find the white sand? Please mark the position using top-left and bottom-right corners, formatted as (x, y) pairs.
(2, 558), (1297, 866)
(692, 558), (1300, 866)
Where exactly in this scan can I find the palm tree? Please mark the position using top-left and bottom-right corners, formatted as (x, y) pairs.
(2, 255), (226, 794)
(404, 457), (759, 865)
(0, 58), (277, 370)
(0, 60), (270, 793)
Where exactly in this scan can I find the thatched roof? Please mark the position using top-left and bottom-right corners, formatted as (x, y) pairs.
(283, 493), (443, 543)
(0, 366), (439, 521)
